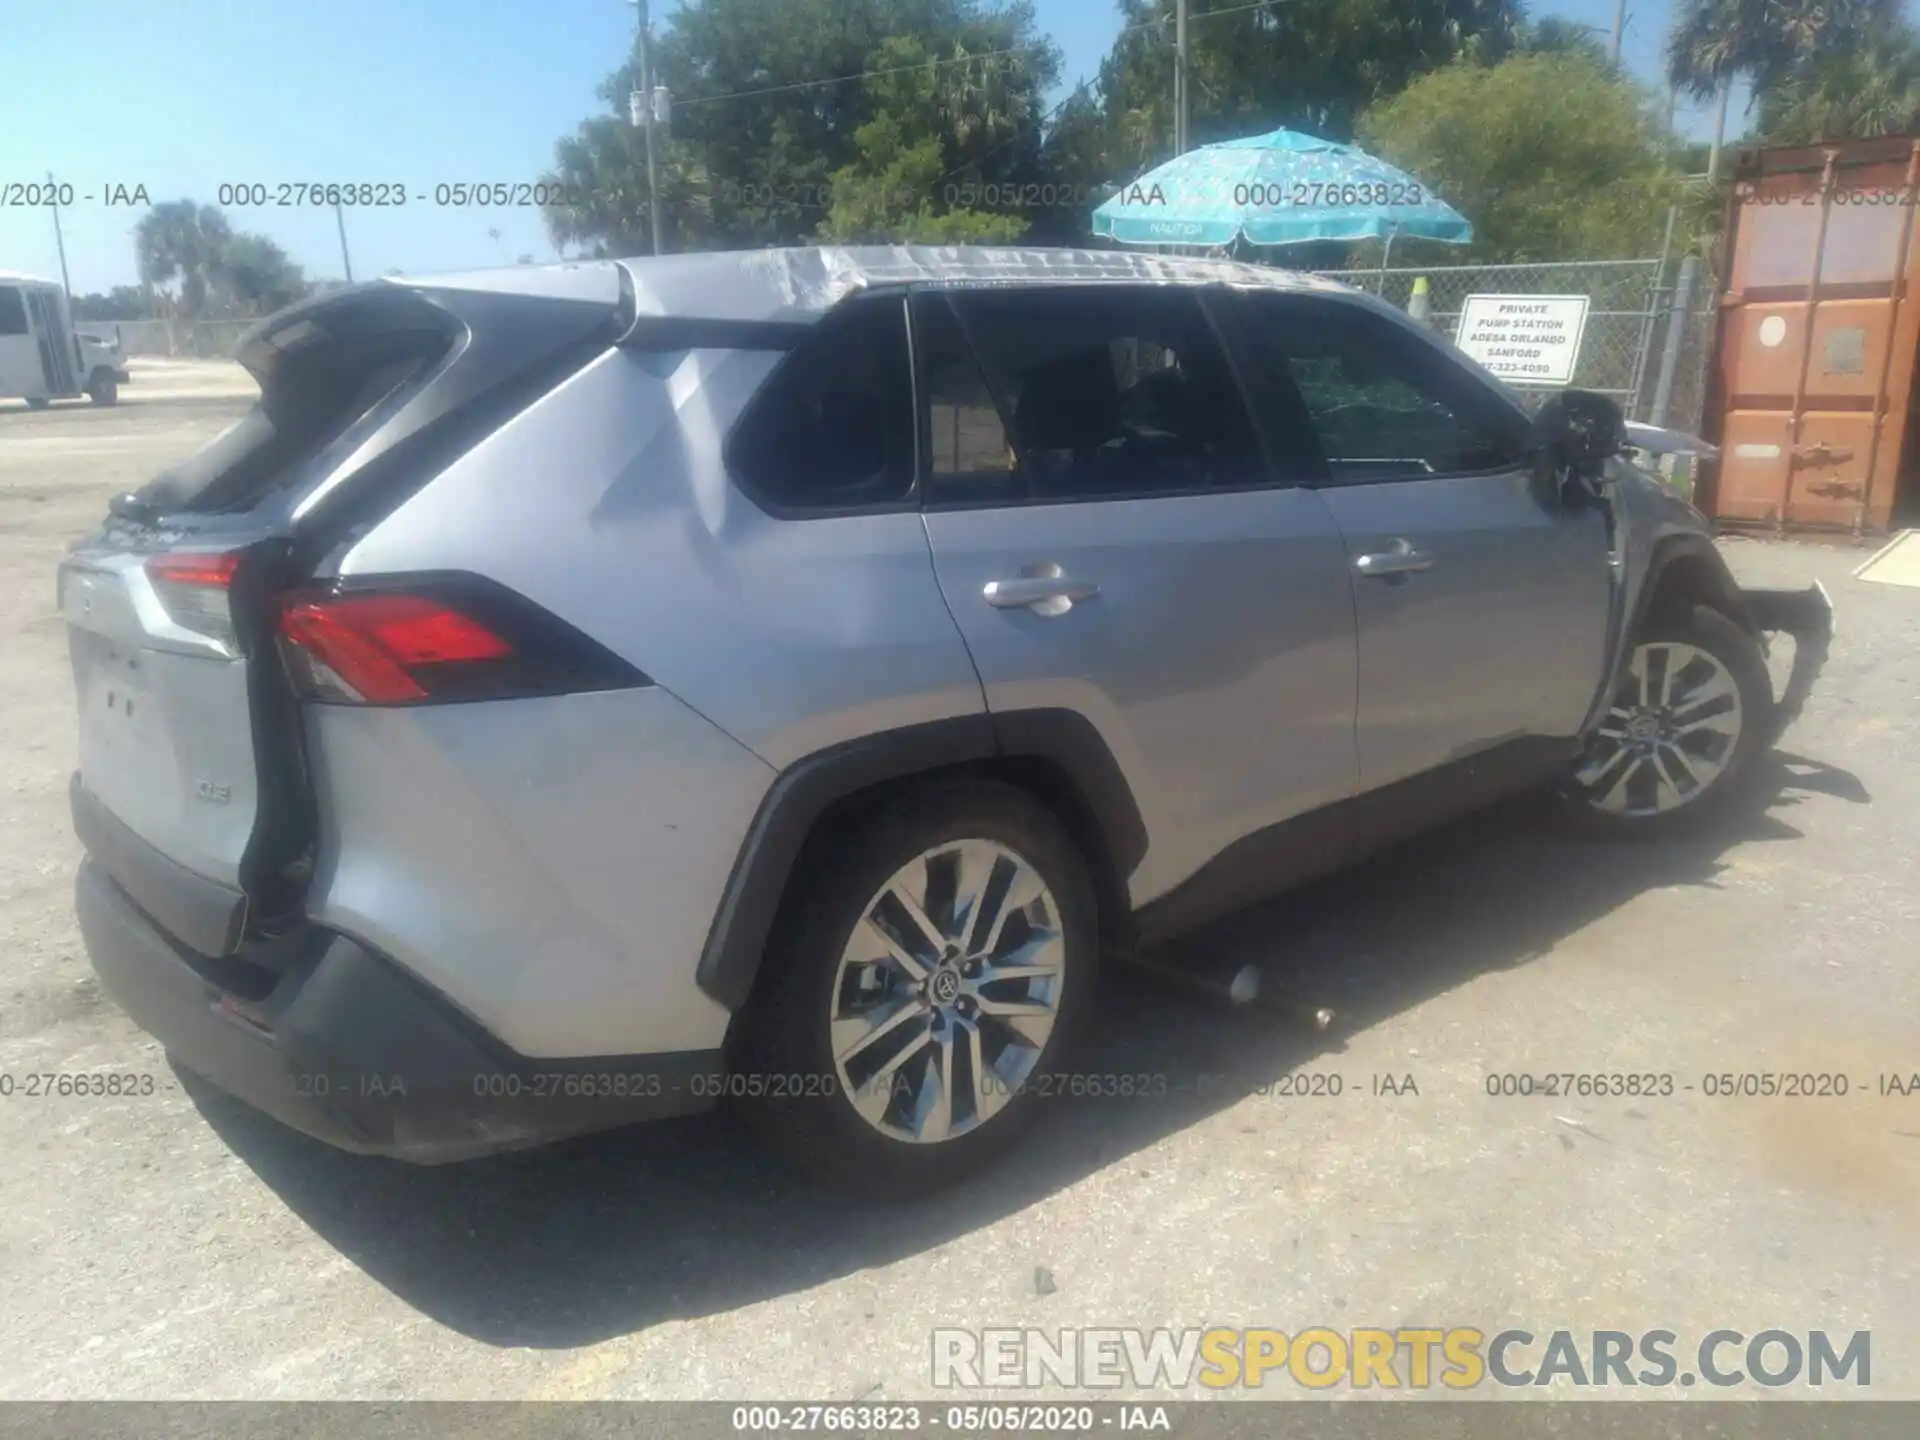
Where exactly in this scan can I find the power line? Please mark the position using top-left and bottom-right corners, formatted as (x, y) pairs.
(671, 42), (1050, 109)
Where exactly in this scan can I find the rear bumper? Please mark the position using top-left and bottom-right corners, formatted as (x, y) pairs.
(1740, 579), (1833, 738)
(75, 856), (720, 1163)
(71, 776), (245, 957)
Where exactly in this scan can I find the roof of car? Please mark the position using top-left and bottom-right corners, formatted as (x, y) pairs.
(0, 269), (62, 288)
(397, 245), (1352, 325)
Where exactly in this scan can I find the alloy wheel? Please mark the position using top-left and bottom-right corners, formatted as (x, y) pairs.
(1574, 640), (1744, 818)
(828, 839), (1065, 1144)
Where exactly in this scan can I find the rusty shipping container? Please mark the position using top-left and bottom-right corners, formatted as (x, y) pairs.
(1700, 133), (1920, 536)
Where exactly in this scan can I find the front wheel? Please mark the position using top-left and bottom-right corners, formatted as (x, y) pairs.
(737, 779), (1099, 1197)
(87, 374), (119, 405)
(1560, 603), (1774, 837)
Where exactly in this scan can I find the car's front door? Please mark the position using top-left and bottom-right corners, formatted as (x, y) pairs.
(914, 284), (1359, 907)
(1221, 292), (1615, 793)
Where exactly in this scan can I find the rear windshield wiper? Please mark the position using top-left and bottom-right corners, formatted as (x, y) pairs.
(108, 491), (163, 525)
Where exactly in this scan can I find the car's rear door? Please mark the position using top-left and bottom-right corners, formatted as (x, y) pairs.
(62, 541), (266, 953)
(1221, 290), (1613, 794)
(915, 284), (1358, 909)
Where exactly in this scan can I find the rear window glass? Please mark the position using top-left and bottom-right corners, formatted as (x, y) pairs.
(140, 296), (458, 516)
(725, 294), (914, 512)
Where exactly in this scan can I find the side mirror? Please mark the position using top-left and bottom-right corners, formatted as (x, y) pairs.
(1533, 389), (1626, 468)
(1530, 389), (1625, 505)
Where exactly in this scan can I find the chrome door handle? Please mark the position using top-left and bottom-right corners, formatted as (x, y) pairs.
(982, 572), (1100, 614)
(1354, 541), (1434, 579)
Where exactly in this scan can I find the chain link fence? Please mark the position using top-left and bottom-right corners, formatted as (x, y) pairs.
(1638, 263), (1718, 440)
(77, 318), (256, 360)
(1309, 257), (1718, 435)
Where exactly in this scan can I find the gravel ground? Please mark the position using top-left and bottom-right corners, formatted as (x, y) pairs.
(0, 396), (1915, 1402)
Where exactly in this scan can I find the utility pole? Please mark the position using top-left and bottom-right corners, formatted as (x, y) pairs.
(1706, 76), (1731, 182)
(333, 200), (354, 283)
(1610, 0), (1626, 63)
(1173, 0), (1190, 155)
(47, 172), (73, 299)
(631, 0), (665, 255)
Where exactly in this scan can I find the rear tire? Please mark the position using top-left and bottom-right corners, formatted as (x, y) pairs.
(1559, 603), (1773, 838)
(737, 779), (1099, 1198)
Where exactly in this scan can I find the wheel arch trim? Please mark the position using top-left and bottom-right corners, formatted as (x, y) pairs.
(1636, 533), (1753, 632)
(1584, 532), (1753, 736)
(694, 709), (1147, 1012)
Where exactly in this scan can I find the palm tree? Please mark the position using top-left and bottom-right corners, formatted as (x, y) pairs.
(135, 201), (232, 316)
(1667, 0), (1901, 176)
(135, 200), (234, 351)
(1758, 21), (1920, 143)
(543, 113), (713, 255)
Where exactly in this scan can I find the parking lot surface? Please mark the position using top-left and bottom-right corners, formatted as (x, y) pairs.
(1, 394), (1915, 1400)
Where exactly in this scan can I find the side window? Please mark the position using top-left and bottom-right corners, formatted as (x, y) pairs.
(925, 286), (1263, 505)
(0, 287), (28, 337)
(727, 293), (913, 512)
(1233, 296), (1529, 483)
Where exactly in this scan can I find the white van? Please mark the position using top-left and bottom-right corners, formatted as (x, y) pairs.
(1, 270), (129, 407)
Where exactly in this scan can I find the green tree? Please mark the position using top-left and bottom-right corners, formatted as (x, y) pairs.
(136, 200), (234, 322)
(216, 233), (308, 315)
(1757, 19), (1920, 143)
(1042, 0), (1525, 202)
(1666, 0), (1899, 171)
(1521, 16), (1613, 64)
(817, 36), (1042, 242)
(134, 201), (311, 341)
(544, 107), (718, 256)
(540, 0), (1056, 255)
(1358, 52), (1678, 262)
(1668, 0), (1898, 98)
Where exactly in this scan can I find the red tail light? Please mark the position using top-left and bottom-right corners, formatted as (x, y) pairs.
(279, 594), (514, 703)
(148, 551), (242, 588)
(146, 550), (242, 646)
(275, 578), (650, 706)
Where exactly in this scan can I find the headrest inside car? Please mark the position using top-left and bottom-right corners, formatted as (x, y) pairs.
(1014, 348), (1121, 452)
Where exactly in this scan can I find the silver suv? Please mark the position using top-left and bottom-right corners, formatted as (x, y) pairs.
(63, 247), (1831, 1194)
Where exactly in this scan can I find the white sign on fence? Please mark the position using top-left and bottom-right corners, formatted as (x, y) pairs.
(1454, 294), (1591, 386)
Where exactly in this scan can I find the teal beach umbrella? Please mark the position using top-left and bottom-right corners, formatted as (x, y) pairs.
(1090, 127), (1471, 249)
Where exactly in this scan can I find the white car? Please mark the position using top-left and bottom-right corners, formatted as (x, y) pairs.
(1, 270), (129, 407)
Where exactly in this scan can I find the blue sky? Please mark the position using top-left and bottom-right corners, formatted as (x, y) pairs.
(3, 0), (1732, 294)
